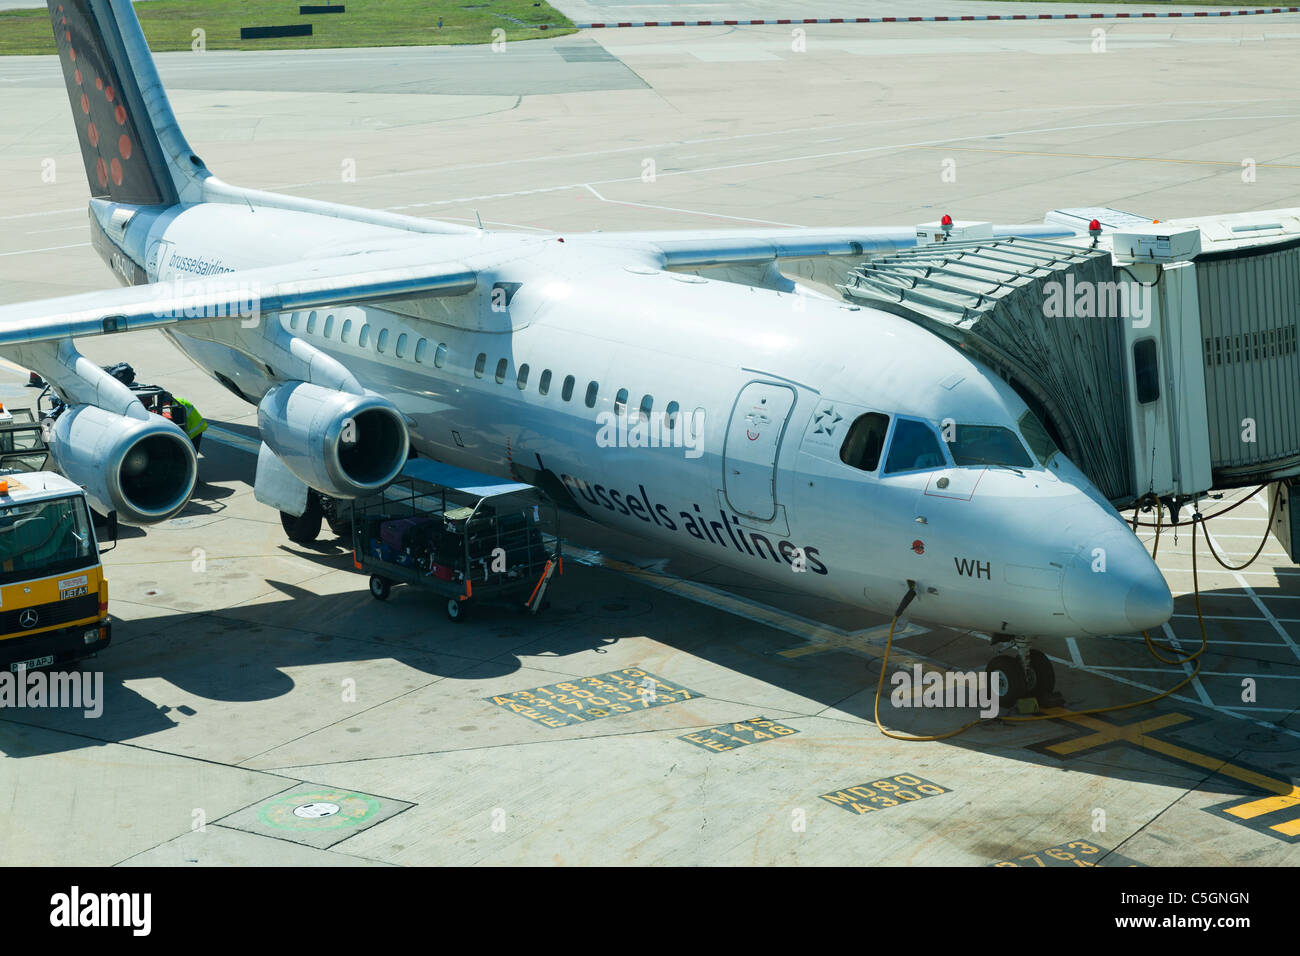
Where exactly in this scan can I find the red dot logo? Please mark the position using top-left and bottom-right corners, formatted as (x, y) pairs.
(114, 105), (126, 125)
(105, 86), (115, 103)
(95, 157), (108, 188)
(79, 93), (89, 114)
(69, 48), (75, 62)
(110, 159), (123, 186)
(73, 68), (81, 84)
(95, 77), (102, 91)
(118, 134), (131, 160)
(87, 122), (98, 147)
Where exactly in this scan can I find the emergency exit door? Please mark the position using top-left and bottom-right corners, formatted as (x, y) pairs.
(723, 382), (797, 520)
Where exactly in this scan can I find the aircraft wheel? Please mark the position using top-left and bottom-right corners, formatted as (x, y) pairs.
(280, 491), (322, 543)
(1026, 649), (1055, 696)
(987, 655), (1027, 708)
(369, 576), (391, 601)
(446, 598), (470, 623)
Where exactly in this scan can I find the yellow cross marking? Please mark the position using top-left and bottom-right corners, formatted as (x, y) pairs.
(1046, 711), (1300, 835)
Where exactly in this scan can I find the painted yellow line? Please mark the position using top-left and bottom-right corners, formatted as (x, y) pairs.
(1048, 712), (1300, 803)
(1222, 791), (1300, 820)
(1045, 712), (1192, 756)
(1270, 817), (1300, 837)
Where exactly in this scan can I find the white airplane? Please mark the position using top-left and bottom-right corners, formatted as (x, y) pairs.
(0, 0), (1174, 702)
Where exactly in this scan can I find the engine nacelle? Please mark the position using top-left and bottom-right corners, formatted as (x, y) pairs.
(49, 405), (198, 525)
(257, 381), (409, 499)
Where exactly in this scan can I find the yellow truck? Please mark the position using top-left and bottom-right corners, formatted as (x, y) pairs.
(0, 466), (113, 672)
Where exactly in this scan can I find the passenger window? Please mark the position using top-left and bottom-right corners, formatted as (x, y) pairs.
(614, 388), (628, 414)
(884, 419), (946, 474)
(585, 381), (599, 408)
(840, 412), (890, 472)
(414, 338), (428, 363)
(306, 311), (317, 334)
(639, 395), (653, 422)
(290, 313), (300, 330)
(434, 343), (447, 368)
(665, 401), (680, 429)
(495, 358), (508, 384)
(539, 370), (552, 396)
(396, 333), (408, 359)
(323, 314), (335, 338)
(358, 325), (371, 348)
(517, 364), (529, 390)
(341, 318), (352, 343)
(474, 353), (487, 378)
(562, 375), (575, 402)
(377, 328), (389, 353)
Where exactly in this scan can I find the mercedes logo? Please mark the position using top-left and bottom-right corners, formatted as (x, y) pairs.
(18, 609), (38, 629)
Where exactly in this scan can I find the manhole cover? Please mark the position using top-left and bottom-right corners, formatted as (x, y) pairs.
(258, 791), (381, 831)
(293, 802), (340, 819)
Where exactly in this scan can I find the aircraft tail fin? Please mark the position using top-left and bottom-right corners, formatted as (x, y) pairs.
(46, 0), (208, 206)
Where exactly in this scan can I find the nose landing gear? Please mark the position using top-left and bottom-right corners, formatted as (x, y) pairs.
(987, 636), (1058, 712)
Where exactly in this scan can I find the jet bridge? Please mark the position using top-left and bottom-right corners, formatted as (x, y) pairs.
(837, 209), (1300, 563)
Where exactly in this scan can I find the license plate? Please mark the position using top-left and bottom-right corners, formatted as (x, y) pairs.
(10, 656), (54, 672)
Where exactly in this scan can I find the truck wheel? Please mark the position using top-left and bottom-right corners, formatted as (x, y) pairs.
(369, 576), (391, 601)
(281, 491), (322, 543)
(446, 598), (470, 623)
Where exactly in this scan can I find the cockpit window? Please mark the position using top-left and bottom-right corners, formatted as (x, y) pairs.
(839, 413), (890, 472)
(948, 424), (1033, 468)
(1017, 410), (1059, 466)
(884, 419), (946, 474)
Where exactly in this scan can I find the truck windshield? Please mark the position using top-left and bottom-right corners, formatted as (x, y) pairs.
(947, 424), (1034, 469)
(0, 494), (95, 585)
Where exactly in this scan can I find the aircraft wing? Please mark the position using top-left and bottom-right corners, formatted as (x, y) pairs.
(579, 224), (1075, 269)
(0, 252), (477, 349)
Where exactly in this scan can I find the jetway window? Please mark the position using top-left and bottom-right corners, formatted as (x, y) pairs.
(434, 343), (447, 368)
(517, 364), (530, 390)
(377, 329), (390, 353)
(639, 395), (653, 422)
(414, 338), (428, 362)
(1133, 338), (1160, 404)
(585, 381), (599, 408)
(323, 314), (335, 338)
(1018, 410), (1059, 466)
(539, 370), (552, 396)
(359, 325), (371, 349)
(562, 375), (575, 402)
(665, 401), (680, 429)
(474, 353), (487, 378)
(306, 312), (317, 334)
(289, 313), (300, 330)
(884, 419), (946, 475)
(495, 358), (508, 384)
(948, 424), (1032, 469)
(839, 413), (889, 472)
(615, 388), (628, 414)
(396, 333), (408, 358)
(341, 319), (353, 343)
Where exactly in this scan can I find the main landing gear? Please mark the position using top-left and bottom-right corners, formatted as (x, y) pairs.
(986, 635), (1058, 711)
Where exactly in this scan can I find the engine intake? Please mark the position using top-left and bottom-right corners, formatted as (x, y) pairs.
(258, 381), (408, 498)
(49, 405), (198, 525)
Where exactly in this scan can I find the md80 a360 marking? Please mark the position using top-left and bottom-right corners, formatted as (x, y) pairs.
(0, 0), (1174, 703)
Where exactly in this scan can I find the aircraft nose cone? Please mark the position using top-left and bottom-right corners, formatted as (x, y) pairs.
(1124, 573), (1174, 633)
(1062, 528), (1172, 636)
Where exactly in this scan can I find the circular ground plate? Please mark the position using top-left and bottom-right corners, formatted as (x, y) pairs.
(258, 791), (381, 832)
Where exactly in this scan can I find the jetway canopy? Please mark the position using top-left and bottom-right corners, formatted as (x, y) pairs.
(838, 227), (1300, 511)
(839, 237), (1135, 502)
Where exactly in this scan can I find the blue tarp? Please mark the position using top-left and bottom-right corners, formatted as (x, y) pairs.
(399, 458), (532, 499)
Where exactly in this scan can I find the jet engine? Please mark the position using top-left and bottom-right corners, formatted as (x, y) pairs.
(257, 381), (409, 499)
(49, 404), (198, 525)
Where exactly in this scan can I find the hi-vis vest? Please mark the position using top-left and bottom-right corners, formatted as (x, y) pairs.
(172, 397), (207, 439)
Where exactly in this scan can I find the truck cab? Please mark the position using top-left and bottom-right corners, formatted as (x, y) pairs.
(0, 470), (112, 671)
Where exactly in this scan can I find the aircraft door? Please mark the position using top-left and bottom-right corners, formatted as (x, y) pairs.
(723, 381), (797, 520)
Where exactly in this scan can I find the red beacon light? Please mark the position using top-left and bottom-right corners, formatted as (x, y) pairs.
(1088, 218), (1101, 235)
(940, 213), (953, 228)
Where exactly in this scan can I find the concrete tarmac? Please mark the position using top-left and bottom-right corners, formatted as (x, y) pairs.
(0, 15), (1298, 866)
